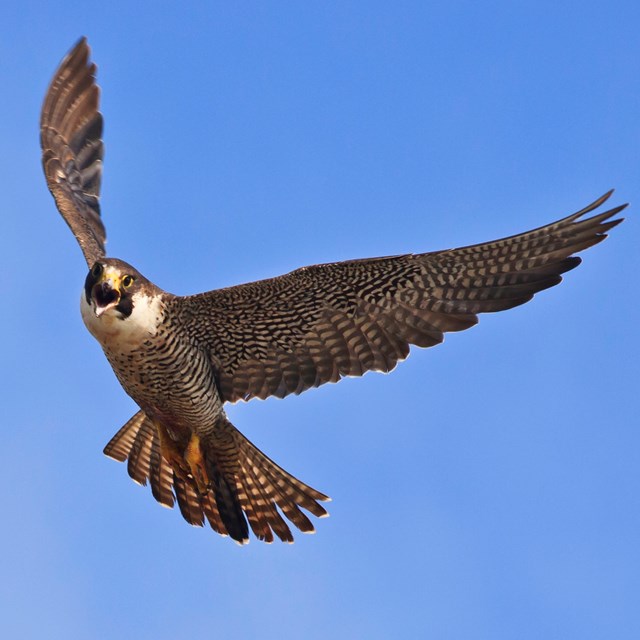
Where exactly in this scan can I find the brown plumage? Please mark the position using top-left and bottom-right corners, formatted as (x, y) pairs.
(40, 38), (105, 266)
(41, 38), (626, 544)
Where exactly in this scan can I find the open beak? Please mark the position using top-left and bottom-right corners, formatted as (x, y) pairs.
(92, 279), (121, 317)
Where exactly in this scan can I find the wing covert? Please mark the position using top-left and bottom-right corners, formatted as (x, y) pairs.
(41, 37), (105, 266)
(178, 192), (625, 404)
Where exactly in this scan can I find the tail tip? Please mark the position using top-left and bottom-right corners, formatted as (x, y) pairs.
(232, 537), (250, 547)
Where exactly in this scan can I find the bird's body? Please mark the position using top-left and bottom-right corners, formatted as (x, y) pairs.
(79, 258), (329, 542)
(41, 38), (626, 544)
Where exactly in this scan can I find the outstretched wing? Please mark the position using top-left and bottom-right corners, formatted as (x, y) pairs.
(41, 37), (105, 267)
(178, 192), (625, 404)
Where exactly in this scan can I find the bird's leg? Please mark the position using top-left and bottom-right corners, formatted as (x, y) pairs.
(156, 423), (211, 493)
(156, 423), (191, 479)
(185, 433), (211, 495)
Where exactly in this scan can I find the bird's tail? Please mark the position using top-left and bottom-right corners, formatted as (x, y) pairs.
(201, 415), (331, 544)
(104, 411), (330, 544)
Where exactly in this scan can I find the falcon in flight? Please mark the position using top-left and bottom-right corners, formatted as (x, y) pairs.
(41, 38), (625, 544)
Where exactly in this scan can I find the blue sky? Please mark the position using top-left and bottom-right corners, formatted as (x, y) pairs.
(1, 2), (639, 638)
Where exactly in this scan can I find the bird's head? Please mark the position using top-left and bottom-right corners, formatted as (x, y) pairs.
(80, 258), (166, 345)
(83, 258), (147, 319)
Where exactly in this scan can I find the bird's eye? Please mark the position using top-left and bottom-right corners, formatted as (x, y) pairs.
(122, 275), (134, 288)
(91, 263), (103, 279)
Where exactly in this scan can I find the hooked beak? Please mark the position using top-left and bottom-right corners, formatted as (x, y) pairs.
(92, 279), (121, 317)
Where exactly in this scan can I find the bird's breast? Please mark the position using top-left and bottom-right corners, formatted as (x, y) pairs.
(80, 288), (222, 431)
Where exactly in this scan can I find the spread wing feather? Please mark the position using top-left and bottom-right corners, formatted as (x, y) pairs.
(41, 37), (105, 266)
(177, 192), (625, 403)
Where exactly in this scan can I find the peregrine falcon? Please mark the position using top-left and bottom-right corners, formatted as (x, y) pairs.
(41, 38), (625, 544)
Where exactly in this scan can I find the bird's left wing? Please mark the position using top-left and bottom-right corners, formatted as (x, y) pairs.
(41, 38), (105, 267)
(178, 192), (625, 404)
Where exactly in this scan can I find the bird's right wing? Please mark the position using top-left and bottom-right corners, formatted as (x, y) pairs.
(178, 192), (625, 404)
(41, 38), (106, 267)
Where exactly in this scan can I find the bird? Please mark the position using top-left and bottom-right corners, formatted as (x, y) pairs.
(41, 37), (626, 545)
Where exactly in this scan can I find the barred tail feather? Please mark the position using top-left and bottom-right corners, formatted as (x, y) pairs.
(104, 411), (209, 528)
(210, 472), (249, 544)
(103, 411), (330, 544)
(215, 417), (330, 543)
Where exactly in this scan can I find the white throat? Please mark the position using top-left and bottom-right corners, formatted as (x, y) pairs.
(80, 289), (165, 350)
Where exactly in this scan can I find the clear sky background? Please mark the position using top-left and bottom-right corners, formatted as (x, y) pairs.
(1, 2), (638, 639)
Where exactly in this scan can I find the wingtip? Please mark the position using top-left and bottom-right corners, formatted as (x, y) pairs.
(66, 36), (91, 61)
(568, 189), (627, 223)
(614, 202), (629, 215)
(602, 217), (625, 234)
(594, 189), (631, 217)
(589, 189), (614, 211)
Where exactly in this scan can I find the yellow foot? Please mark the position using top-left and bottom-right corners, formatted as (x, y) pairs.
(185, 433), (211, 495)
